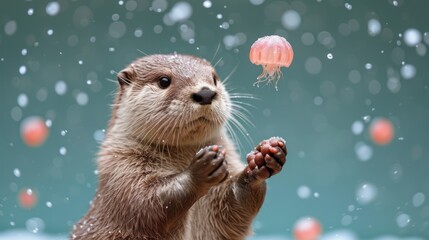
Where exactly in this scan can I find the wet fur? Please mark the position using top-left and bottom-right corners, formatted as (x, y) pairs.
(72, 54), (271, 240)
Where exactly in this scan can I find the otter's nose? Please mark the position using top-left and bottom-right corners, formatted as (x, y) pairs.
(192, 87), (217, 105)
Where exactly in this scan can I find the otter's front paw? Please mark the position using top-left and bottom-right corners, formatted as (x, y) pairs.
(188, 145), (229, 187)
(245, 137), (287, 182)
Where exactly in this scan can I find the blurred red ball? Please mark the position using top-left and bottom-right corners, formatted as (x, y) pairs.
(18, 188), (38, 209)
(21, 116), (49, 147)
(293, 217), (322, 240)
(370, 118), (394, 145)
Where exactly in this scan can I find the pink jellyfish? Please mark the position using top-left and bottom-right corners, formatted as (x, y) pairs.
(249, 35), (294, 90)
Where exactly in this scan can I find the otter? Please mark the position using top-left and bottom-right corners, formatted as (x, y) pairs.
(72, 54), (287, 240)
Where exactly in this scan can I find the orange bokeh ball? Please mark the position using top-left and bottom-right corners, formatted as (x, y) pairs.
(18, 188), (38, 209)
(370, 118), (394, 145)
(20, 116), (49, 147)
(293, 217), (322, 240)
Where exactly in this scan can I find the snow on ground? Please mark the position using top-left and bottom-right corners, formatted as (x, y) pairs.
(0, 230), (66, 240)
(0, 229), (426, 240)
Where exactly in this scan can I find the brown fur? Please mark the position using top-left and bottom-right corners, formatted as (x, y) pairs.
(72, 54), (284, 240)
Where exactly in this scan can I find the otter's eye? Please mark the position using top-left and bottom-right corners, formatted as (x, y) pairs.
(213, 74), (218, 86)
(158, 77), (171, 89)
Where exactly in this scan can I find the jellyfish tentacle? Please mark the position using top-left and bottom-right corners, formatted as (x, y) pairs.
(273, 67), (283, 91)
(254, 68), (267, 87)
(253, 65), (283, 91)
(254, 65), (270, 87)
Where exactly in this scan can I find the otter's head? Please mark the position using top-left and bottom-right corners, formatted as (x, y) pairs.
(111, 54), (232, 146)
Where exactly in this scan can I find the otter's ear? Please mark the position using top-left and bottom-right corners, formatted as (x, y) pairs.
(117, 66), (135, 86)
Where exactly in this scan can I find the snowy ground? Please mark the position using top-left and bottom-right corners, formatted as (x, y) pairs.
(0, 230), (425, 240)
(0, 230), (66, 240)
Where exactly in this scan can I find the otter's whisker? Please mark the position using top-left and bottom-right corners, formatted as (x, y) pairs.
(231, 104), (254, 128)
(213, 56), (223, 69)
(106, 78), (118, 84)
(222, 64), (239, 84)
(211, 42), (222, 62)
(137, 49), (149, 56)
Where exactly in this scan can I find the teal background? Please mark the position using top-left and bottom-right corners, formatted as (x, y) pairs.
(1, 0), (428, 238)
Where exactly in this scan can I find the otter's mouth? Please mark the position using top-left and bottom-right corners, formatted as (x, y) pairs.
(188, 116), (211, 125)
